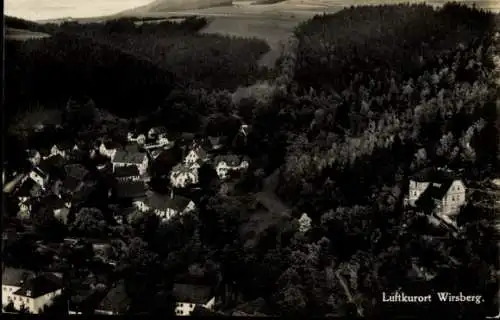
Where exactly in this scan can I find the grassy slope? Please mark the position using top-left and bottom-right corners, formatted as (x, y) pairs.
(118, 0), (234, 16)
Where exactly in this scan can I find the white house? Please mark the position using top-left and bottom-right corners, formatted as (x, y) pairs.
(170, 164), (198, 188)
(98, 142), (118, 160)
(26, 150), (41, 166)
(2, 268), (63, 314)
(405, 168), (467, 220)
(173, 283), (216, 316)
(48, 144), (67, 159)
(184, 147), (209, 166)
(214, 156), (249, 180)
(133, 191), (196, 223)
(112, 150), (149, 176)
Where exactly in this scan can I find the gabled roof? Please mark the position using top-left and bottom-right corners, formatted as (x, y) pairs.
(410, 167), (458, 182)
(415, 180), (455, 209)
(143, 192), (192, 211)
(2, 267), (35, 287)
(13, 273), (62, 298)
(112, 150), (147, 164)
(173, 283), (213, 304)
(115, 181), (147, 199)
(31, 166), (49, 179)
(114, 166), (140, 178)
(97, 280), (130, 314)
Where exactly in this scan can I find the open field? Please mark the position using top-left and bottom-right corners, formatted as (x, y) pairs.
(5, 27), (51, 41)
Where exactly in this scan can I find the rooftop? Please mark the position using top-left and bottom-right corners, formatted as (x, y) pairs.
(173, 283), (213, 304)
(16, 179), (41, 198)
(114, 166), (140, 178)
(112, 150), (147, 164)
(115, 181), (147, 199)
(13, 273), (63, 298)
(144, 191), (192, 211)
(2, 267), (35, 287)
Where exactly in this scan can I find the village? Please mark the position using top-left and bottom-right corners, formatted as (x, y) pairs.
(2, 121), (257, 315)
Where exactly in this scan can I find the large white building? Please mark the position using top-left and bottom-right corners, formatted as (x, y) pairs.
(2, 268), (63, 314)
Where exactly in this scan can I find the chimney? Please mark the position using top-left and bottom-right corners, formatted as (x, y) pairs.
(170, 189), (174, 199)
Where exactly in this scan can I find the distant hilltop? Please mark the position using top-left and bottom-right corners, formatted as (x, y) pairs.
(118, 0), (234, 16)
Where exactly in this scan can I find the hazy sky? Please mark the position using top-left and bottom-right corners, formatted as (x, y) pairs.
(5, 0), (499, 21)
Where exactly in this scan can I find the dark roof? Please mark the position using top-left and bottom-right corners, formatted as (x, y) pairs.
(62, 176), (83, 192)
(410, 167), (457, 182)
(415, 180), (455, 210)
(13, 273), (63, 298)
(172, 283), (213, 304)
(112, 150), (147, 164)
(32, 166), (49, 179)
(192, 305), (219, 316)
(168, 195), (193, 211)
(116, 181), (147, 199)
(43, 194), (67, 209)
(2, 267), (35, 287)
(65, 164), (89, 180)
(214, 155), (243, 167)
(16, 179), (39, 198)
(114, 166), (140, 178)
(97, 280), (130, 314)
(40, 154), (66, 170)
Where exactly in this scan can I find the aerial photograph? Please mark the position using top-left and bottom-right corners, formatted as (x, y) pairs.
(2, 0), (499, 317)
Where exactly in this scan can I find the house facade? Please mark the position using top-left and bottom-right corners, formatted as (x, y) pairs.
(215, 159), (249, 180)
(28, 168), (49, 190)
(173, 283), (216, 316)
(133, 192), (196, 223)
(184, 147), (209, 166)
(112, 151), (149, 176)
(170, 165), (199, 188)
(2, 269), (62, 314)
(405, 169), (467, 219)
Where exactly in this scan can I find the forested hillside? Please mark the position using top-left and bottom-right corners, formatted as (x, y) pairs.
(43, 17), (271, 90)
(5, 33), (176, 119)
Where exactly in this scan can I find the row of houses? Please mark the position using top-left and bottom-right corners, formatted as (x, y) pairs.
(2, 266), (218, 316)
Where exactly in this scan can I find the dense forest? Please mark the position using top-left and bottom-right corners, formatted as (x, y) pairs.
(4, 2), (500, 317)
(5, 16), (270, 122)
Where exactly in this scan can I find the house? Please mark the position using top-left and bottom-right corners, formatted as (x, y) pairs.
(173, 283), (216, 316)
(147, 126), (167, 140)
(213, 155), (250, 180)
(406, 168), (466, 220)
(2, 268), (63, 314)
(127, 132), (139, 143)
(97, 140), (120, 159)
(26, 150), (41, 166)
(47, 144), (68, 159)
(15, 179), (42, 218)
(95, 280), (131, 315)
(112, 149), (148, 176)
(2, 268), (35, 308)
(3, 173), (26, 194)
(184, 147), (209, 166)
(27, 167), (49, 190)
(114, 166), (140, 181)
(133, 191), (196, 223)
(170, 164), (198, 188)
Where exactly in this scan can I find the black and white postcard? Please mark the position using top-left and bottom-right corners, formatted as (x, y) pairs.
(2, 0), (499, 317)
